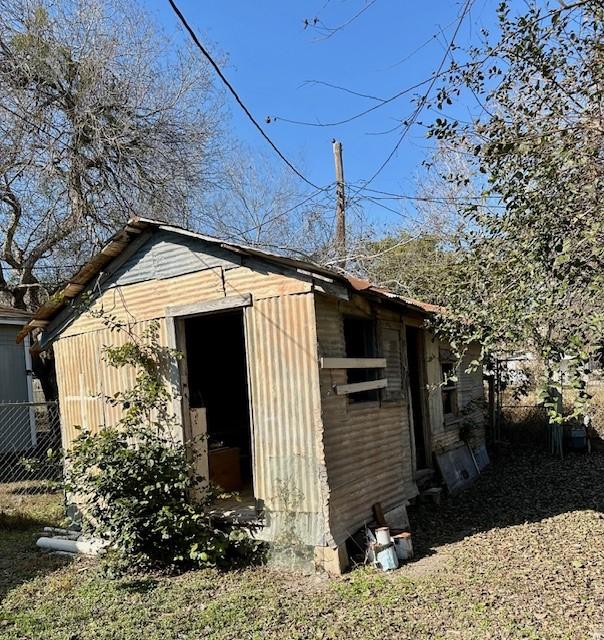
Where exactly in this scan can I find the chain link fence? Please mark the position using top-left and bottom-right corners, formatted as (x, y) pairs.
(0, 402), (63, 503)
(493, 356), (604, 450)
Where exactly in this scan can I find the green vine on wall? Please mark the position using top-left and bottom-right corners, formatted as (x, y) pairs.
(65, 313), (258, 572)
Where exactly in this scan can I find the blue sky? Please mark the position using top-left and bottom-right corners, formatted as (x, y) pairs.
(148, 0), (499, 230)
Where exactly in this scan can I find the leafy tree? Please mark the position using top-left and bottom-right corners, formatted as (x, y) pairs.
(428, 0), (603, 438)
(0, 0), (220, 310)
(354, 232), (453, 306)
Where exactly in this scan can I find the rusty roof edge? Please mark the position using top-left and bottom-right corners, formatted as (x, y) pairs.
(18, 216), (441, 344)
(16, 217), (152, 343)
(147, 220), (442, 315)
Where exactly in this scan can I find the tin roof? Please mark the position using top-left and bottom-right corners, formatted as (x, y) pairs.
(17, 216), (442, 342)
(0, 304), (31, 321)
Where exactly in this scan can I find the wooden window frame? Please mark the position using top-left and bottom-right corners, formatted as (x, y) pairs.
(440, 352), (460, 426)
(342, 315), (382, 404)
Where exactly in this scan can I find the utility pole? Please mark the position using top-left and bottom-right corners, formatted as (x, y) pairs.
(332, 139), (346, 267)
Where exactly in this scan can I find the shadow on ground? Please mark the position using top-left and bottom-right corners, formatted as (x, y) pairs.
(408, 446), (604, 560)
(7, 483), (60, 496)
(0, 522), (71, 602)
(0, 488), (69, 602)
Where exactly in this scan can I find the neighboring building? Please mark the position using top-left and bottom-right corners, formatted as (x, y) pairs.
(18, 218), (485, 573)
(0, 305), (34, 453)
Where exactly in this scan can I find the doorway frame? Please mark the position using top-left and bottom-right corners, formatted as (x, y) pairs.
(165, 293), (255, 494)
(404, 324), (433, 471)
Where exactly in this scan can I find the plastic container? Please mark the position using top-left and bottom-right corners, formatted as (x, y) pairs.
(375, 527), (391, 546)
(570, 427), (587, 450)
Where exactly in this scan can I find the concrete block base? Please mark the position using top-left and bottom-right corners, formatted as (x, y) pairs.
(314, 543), (349, 576)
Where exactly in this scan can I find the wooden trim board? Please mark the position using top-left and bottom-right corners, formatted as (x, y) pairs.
(334, 378), (388, 395)
(166, 293), (252, 318)
(321, 357), (387, 369)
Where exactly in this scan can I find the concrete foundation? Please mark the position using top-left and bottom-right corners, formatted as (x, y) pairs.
(314, 543), (349, 576)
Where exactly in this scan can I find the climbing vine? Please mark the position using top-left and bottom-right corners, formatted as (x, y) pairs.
(66, 315), (256, 571)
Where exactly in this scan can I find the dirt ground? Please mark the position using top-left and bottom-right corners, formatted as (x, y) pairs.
(1, 447), (604, 639)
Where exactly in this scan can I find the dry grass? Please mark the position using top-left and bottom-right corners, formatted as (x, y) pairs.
(0, 481), (64, 530)
(1, 448), (604, 639)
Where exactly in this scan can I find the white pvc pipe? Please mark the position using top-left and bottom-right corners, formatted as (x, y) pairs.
(36, 536), (106, 556)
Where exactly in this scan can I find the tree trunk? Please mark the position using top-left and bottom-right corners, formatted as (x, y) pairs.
(31, 349), (58, 401)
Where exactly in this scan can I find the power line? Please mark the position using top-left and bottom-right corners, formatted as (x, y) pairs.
(221, 185), (334, 241)
(351, 0), (474, 196)
(349, 0), (591, 193)
(353, 185), (504, 203)
(273, 75), (441, 129)
(167, 0), (322, 191)
(273, 2), (577, 132)
(300, 80), (386, 104)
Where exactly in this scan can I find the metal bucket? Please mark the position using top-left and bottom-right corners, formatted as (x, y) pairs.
(375, 544), (399, 571)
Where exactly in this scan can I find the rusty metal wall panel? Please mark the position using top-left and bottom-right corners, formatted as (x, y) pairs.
(62, 264), (313, 341)
(245, 292), (327, 545)
(52, 263), (328, 546)
(54, 319), (167, 448)
(224, 264), (312, 300)
(315, 295), (417, 546)
(62, 270), (225, 338)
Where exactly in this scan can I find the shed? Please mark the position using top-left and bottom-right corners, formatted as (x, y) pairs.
(0, 305), (35, 453)
(19, 218), (486, 573)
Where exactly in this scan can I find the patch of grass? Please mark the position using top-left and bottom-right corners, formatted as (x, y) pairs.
(0, 481), (69, 604)
(2, 450), (604, 638)
(0, 480), (64, 530)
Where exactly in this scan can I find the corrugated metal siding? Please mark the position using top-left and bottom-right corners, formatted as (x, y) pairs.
(315, 295), (417, 546)
(52, 253), (328, 547)
(54, 319), (168, 447)
(224, 262), (312, 300)
(110, 230), (241, 286)
(382, 325), (405, 403)
(61, 262), (314, 341)
(245, 293), (327, 546)
(62, 269), (226, 338)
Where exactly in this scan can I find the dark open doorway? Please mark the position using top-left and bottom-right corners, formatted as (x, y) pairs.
(184, 310), (253, 495)
(406, 326), (430, 469)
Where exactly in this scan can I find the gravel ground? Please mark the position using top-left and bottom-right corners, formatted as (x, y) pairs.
(1, 448), (604, 639)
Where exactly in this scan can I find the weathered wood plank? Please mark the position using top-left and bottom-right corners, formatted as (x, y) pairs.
(166, 293), (252, 318)
(334, 378), (388, 395)
(321, 357), (387, 369)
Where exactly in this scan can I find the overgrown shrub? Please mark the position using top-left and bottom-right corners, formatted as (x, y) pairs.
(65, 318), (256, 572)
